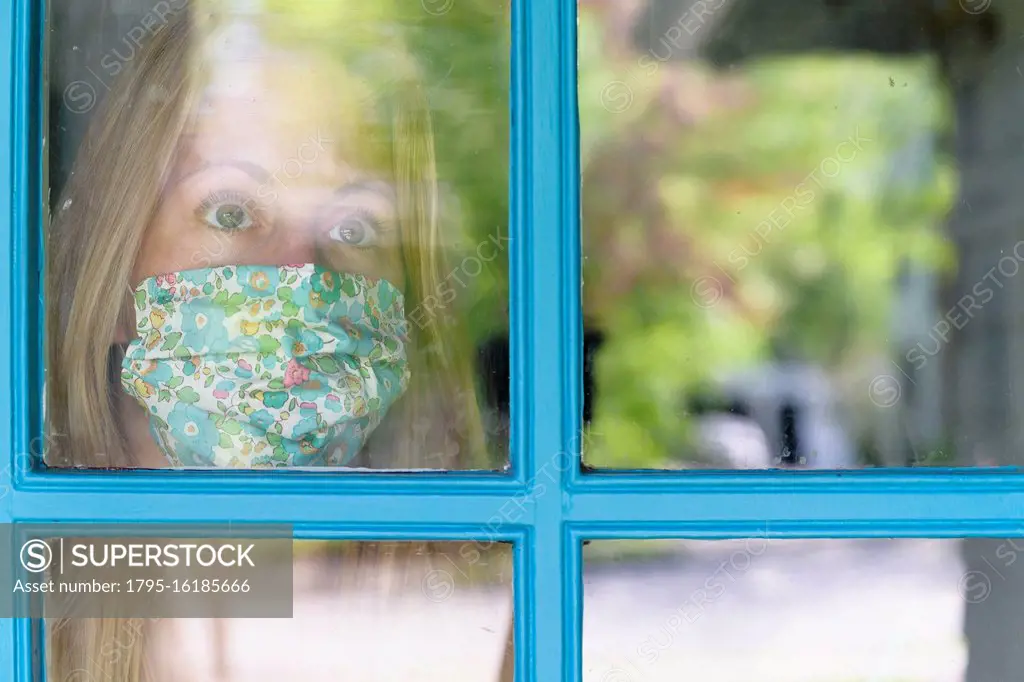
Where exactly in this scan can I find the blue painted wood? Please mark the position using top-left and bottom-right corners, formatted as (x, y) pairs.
(571, 522), (1024, 540)
(567, 472), (1024, 525)
(13, 471), (1024, 527)
(4, 0), (31, 678)
(0, 0), (18, 531)
(11, 487), (535, 525)
(16, 469), (521, 492)
(512, 0), (578, 677)
(10, 483), (1024, 531)
(7, 0), (1024, 680)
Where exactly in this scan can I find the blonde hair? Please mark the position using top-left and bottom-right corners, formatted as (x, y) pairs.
(46, 10), (197, 470)
(46, 5), (495, 681)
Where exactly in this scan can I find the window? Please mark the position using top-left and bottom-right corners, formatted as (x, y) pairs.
(3, 0), (1023, 681)
(46, 0), (510, 473)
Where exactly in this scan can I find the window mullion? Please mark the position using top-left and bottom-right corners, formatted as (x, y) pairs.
(512, 0), (578, 680)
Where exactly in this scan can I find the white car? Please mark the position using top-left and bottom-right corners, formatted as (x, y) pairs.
(694, 363), (858, 469)
(692, 413), (774, 469)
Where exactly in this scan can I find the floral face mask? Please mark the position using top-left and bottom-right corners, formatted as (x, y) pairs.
(121, 264), (409, 467)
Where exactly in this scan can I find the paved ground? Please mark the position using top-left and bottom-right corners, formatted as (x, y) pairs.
(167, 539), (968, 682)
(583, 539), (966, 682)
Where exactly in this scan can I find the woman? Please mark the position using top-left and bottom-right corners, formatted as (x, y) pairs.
(45, 3), (511, 679)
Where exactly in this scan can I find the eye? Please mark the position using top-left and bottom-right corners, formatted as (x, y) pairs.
(196, 190), (258, 232)
(328, 210), (381, 248)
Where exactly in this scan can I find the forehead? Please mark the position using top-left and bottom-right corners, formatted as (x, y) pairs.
(182, 36), (392, 183)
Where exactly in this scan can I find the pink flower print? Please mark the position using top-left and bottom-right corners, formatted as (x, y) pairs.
(213, 389), (230, 399)
(238, 359), (252, 371)
(284, 359), (311, 388)
(300, 401), (316, 409)
(156, 273), (177, 289)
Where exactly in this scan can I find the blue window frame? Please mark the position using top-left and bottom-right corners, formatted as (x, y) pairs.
(4, 0), (1024, 680)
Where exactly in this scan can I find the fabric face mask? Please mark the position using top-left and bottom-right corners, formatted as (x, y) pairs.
(121, 264), (409, 467)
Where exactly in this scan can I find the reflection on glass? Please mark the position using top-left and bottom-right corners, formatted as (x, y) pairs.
(46, 540), (514, 681)
(45, 0), (510, 470)
(578, 1), (1020, 469)
(584, 538), (1024, 682)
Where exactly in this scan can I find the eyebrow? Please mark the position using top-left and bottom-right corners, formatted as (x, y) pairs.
(334, 179), (397, 203)
(308, 180), (398, 230)
(170, 160), (273, 189)
(171, 164), (395, 202)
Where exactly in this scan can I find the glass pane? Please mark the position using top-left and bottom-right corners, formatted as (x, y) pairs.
(579, 1), (1015, 469)
(44, 540), (514, 681)
(584, 537), (1024, 681)
(45, 0), (510, 470)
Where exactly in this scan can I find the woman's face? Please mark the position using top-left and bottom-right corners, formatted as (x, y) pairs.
(132, 47), (404, 289)
(113, 31), (420, 469)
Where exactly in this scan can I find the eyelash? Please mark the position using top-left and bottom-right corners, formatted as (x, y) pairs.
(327, 208), (386, 247)
(195, 189), (261, 232)
(344, 208), (384, 231)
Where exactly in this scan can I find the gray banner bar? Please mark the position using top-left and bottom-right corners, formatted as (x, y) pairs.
(0, 523), (293, 618)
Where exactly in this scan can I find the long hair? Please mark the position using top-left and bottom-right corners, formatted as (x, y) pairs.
(46, 10), (198, 469)
(46, 5), (494, 681)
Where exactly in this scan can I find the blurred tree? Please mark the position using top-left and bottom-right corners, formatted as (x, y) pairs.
(578, 3), (953, 468)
